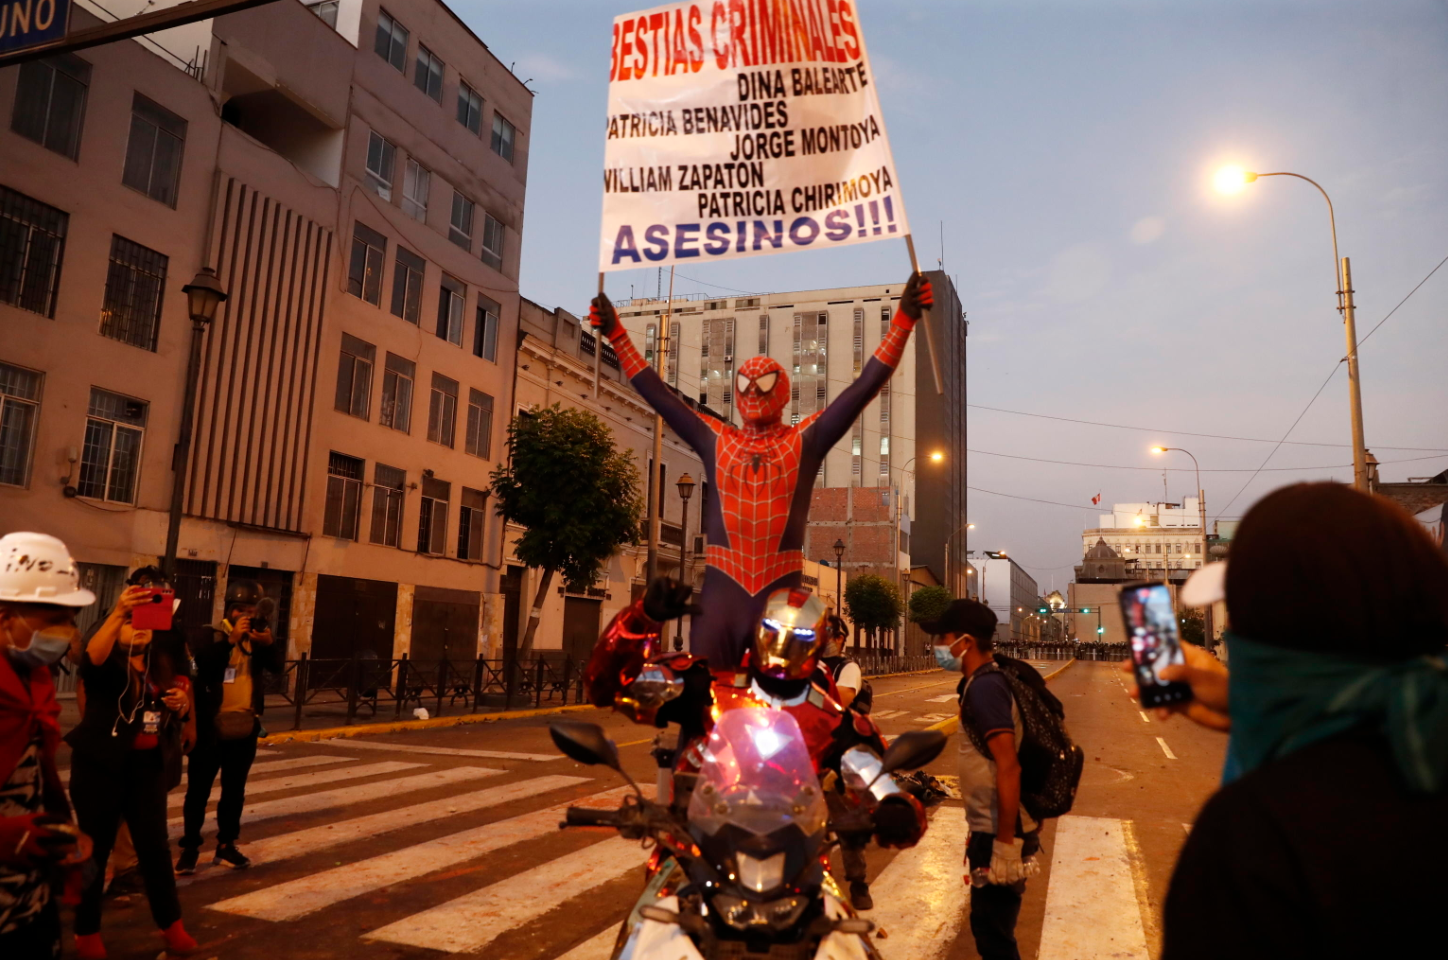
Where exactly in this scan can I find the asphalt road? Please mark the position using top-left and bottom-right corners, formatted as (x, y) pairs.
(61, 662), (1225, 960)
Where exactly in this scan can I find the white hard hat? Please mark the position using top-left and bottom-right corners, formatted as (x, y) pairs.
(1181, 561), (1226, 608)
(0, 532), (97, 607)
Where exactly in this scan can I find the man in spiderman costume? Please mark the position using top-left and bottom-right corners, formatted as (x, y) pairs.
(589, 274), (932, 667)
(584, 579), (926, 909)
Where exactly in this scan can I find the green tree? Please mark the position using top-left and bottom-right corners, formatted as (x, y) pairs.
(1179, 610), (1206, 647)
(845, 574), (904, 649)
(908, 585), (953, 624)
(489, 405), (643, 655)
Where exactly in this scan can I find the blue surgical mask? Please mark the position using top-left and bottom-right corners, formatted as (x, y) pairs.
(5, 623), (76, 669)
(933, 643), (962, 672)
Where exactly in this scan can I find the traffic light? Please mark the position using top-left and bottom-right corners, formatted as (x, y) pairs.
(1097, 626), (1105, 635)
(1037, 606), (1049, 614)
(1080, 607), (1090, 614)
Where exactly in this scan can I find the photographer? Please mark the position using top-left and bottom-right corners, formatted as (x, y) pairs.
(0, 532), (95, 958)
(176, 579), (282, 874)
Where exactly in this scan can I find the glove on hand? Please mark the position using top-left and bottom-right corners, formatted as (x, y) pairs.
(589, 293), (621, 339)
(989, 837), (1025, 885)
(0, 814), (79, 867)
(898, 273), (934, 323)
(642, 577), (701, 623)
(872, 794), (924, 848)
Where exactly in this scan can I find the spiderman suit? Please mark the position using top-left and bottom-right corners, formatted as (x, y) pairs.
(590, 275), (932, 667)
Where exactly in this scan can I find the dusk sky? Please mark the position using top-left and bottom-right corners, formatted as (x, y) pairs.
(460, 0), (1448, 587)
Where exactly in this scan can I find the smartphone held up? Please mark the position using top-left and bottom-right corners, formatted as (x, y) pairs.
(1119, 583), (1193, 709)
(130, 587), (176, 632)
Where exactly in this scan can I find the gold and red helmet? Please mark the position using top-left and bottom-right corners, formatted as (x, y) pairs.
(753, 586), (829, 680)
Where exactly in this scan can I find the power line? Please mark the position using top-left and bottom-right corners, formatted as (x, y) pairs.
(967, 447), (1448, 473)
(968, 485), (1101, 513)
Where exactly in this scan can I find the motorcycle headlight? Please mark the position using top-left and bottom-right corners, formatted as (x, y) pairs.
(712, 893), (808, 931)
(736, 851), (785, 894)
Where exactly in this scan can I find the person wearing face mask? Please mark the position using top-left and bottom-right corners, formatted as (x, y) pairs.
(924, 599), (1040, 960)
(0, 532), (96, 958)
(64, 572), (196, 957)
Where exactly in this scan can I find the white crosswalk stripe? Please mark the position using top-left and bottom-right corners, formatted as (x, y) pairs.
(1039, 816), (1150, 960)
(872, 708), (908, 720)
(553, 927), (619, 960)
(868, 808), (969, 959)
(166, 758), (393, 809)
(317, 737), (562, 762)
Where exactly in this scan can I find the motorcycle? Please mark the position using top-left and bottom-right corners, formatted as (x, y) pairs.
(550, 708), (947, 960)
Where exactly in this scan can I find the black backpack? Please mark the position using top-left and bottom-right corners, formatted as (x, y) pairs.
(958, 655), (1084, 820)
(820, 654), (873, 714)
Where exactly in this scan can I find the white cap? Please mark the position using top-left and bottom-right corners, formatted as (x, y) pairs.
(0, 532), (97, 607)
(1181, 561), (1226, 608)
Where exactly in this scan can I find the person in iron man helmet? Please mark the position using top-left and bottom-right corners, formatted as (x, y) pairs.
(589, 274), (933, 668)
(583, 579), (927, 866)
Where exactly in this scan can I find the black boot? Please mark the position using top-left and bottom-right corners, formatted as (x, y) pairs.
(850, 880), (873, 911)
(174, 846), (199, 876)
(213, 843), (251, 869)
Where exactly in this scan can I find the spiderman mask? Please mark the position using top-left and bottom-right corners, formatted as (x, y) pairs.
(734, 356), (790, 425)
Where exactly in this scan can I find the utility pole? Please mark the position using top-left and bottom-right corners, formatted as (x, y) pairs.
(1340, 257), (1368, 491)
(644, 267), (674, 585)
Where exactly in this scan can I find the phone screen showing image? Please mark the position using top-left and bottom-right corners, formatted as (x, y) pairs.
(1119, 584), (1193, 709)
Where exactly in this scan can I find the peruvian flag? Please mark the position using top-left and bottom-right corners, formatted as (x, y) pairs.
(1091, 492), (1102, 505)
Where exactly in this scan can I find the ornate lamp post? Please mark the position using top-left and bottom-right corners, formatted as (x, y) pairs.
(674, 473), (695, 651)
(832, 537), (845, 648)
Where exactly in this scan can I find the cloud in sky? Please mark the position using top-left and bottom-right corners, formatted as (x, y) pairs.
(1130, 216), (1167, 244)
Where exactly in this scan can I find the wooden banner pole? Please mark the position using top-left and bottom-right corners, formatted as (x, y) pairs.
(904, 234), (945, 395)
(592, 271), (604, 397)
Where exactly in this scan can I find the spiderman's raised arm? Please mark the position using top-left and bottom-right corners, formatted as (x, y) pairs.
(805, 274), (933, 454)
(590, 294), (717, 454)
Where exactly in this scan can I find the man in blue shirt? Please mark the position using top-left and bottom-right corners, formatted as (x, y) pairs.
(925, 600), (1040, 960)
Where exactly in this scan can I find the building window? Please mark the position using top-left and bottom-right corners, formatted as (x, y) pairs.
(851, 418), (862, 477)
(427, 372), (458, 447)
(465, 388), (493, 459)
(0, 362), (42, 487)
(369, 462), (405, 547)
(666, 321), (680, 384)
(389, 246), (424, 323)
(448, 191), (473, 250)
(414, 45), (444, 102)
(401, 159), (429, 222)
(417, 475), (450, 555)
(490, 112), (515, 162)
(323, 452), (364, 540)
(758, 314), (769, 355)
(365, 131), (395, 200)
(879, 380), (890, 423)
(374, 9), (408, 72)
(77, 388), (146, 504)
(852, 307), (864, 374)
(437, 274), (464, 345)
(11, 54), (89, 160)
(473, 297), (499, 362)
(480, 213), (504, 271)
(334, 332), (374, 419)
(879, 435), (890, 477)
(380, 352), (414, 432)
(457, 82), (482, 135)
(0, 185), (68, 318)
(644, 323), (656, 365)
(121, 94), (185, 207)
(99, 235), (167, 351)
(305, 0), (338, 27)
(458, 487), (486, 560)
(347, 222), (385, 305)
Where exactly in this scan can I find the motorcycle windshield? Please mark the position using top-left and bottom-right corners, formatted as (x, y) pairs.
(687, 707), (828, 839)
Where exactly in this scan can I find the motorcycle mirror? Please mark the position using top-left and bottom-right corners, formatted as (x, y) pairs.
(833, 917), (875, 934)
(880, 730), (948, 774)
(639, 905), (681, 926)
(549, 721), (623, 771)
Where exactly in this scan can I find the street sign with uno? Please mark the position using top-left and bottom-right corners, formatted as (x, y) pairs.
(0, 0), (70, 55)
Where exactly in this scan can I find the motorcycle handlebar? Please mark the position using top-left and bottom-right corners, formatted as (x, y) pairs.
(564, 806), (625, 828)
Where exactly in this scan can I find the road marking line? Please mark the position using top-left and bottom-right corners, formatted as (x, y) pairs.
(915, 713), (954, 723)
(182, 774), (590, 884)
(867, 809), (968, 960)
(1181, 822), (1192, 835)
(924, 694), (957, 703)
(167, 764), (497, 839)
(1156, 737), (1178, 760)
(319, 738), (561, 762)
(552, 926), (618, 960)
(1138, 711), (1151, 723)
(871, 709), (906, 720)
(254, 749), (279, 757)
(208, 785), (638, 921)
(1039, 816), (1150, 960)
(166, 758), (385, 809)
(362, 835), (651, 953)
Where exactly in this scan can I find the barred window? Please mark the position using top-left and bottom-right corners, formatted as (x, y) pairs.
(374, 9), (408, 72)
(77, 388), (147, 504)
(380, 353), (414, 432)
(365, 131), (395, 200)
(490, 112), (516, 162)
(427, 371), (458, 447)
(11, 54), (89, 160)
(879, 435), (890, 477)
(666, 321), (680, 385)
(449, 191), (473, 250)
(473, 297), (499, 362)
(323, 452), (364, 540)
(457, 82), (482, 135)
(305, 0), (338, 27)
(347, 222), (385, 305)
(121, 94), (185, 207)
(458, 487), (486, 560)
(852, 307), (864, 374)
(401, 159), (429, 222)
(0, 362), (42, 487)
(758, 314), (769, 354)
(437, 274), (464, 345)
(100, 235), (167, 351)
(879, 380), (890, 423)
(0, 185), (68, 317)
(465, 388), (493, 459)
(414, 45), (444, 102)
(369, 462), (405, 547)
(389, 246), (423, 323)
(480, 213), (504, 271)
(417, 475), (450, 555)
(334, 333), (375, 419)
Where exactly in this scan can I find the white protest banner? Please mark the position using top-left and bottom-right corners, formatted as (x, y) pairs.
(598, 0), (910, 272)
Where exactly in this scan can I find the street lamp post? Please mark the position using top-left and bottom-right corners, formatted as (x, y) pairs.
(943, 520), (974, 596)
(162, 267), (228, 581)
(832, 537), (845, 649)
(1215, 167), (1368, 491)
(674, 473), (695, 651)
(1152, 446), (1215, 649)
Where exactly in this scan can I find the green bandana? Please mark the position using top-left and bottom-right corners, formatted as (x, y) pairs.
(1223, 630), (1448, 792)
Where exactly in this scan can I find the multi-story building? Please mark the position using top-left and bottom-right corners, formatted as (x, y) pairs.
(0, 0), (531, 666)
(967, 551), (1039, 645)
(1082, 500), (1207, 576)
(613, 271), (968, 646)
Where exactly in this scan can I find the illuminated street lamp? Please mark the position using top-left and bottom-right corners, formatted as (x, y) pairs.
(1214, 166), (1368, 491)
